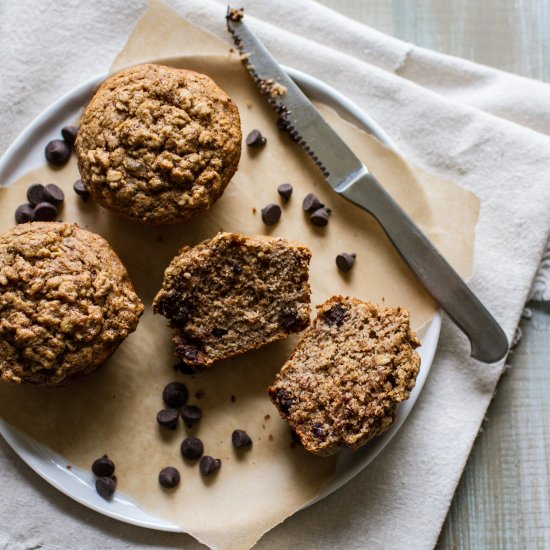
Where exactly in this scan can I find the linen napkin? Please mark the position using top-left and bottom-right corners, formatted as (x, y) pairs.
(1, 1), (550, 549)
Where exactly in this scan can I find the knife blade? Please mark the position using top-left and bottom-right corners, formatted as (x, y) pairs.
(226, 8), (509, 363)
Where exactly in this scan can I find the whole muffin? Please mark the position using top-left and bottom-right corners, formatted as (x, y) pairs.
(75, 63), (242, 225)
(0, 222), (144, 386)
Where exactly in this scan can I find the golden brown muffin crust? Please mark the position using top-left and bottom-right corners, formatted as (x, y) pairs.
(0, 222), (144, 386)
(75, 63), (242, 225)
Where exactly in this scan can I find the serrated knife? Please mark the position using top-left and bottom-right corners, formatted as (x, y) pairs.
(226, 9), (508, 363)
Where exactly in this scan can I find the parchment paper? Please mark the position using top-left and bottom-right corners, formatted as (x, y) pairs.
(0, 2), (479, 549)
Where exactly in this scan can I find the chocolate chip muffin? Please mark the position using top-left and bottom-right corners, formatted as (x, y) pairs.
(268, 296), (420, 456)
(75, 64), (241, 225)
(0, 222), (144, 386)
(153, 232), (311, 368)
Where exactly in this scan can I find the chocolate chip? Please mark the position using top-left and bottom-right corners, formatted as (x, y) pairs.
(33, 202), (58, 221)
(43, 183), (65, 204)
(173, 362), (198, 375)
(324, 304), (346, 327)
(232, 429), (252, 448)
(310, 207), (330, 227)
(261, 203), (281, 225)
(73, 179), (90, 201)
(158, 466), (180, 489)
(180, 405), (202, 427)
(162, 381), (188, 408)
(311, 422), (326, 440)
(26, 183), (45, 206)
(211, 327), (228, 338)
(15, 204), (35, 224)
(199, 456), (222, 476)
(278, 308), (300, 332)
(95, 476), (116, 500)
(160, 294), (191, 325)
(276, 389), (293, 415)
(180, 348), (201, 363)
(277, 183), (293, 202)
(302, 193), (323, 213)
(246, 129), (266, 147)
(156, 408), (179, 429)
(61, 125), (79, 147)
(91, 455), (115, 477)
(180, 436), (204, 460)
(230, 261), (243, 275)
(45, 139), (70, 165)
(336, 253), (356, 272)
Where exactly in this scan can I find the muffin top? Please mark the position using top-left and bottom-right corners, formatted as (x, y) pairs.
(0, 222), (143, 385)
(75, 63), (242, 225)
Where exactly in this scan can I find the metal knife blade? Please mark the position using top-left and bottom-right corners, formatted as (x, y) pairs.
(227, 8), (509, 363)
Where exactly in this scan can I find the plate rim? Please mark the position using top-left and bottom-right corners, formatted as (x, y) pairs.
(0, 65), (441, 532)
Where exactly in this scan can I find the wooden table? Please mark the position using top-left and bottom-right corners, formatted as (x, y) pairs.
(316, 1), (550, 547)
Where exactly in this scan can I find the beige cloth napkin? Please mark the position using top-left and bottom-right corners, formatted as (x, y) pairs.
(2, 1), (550, 549)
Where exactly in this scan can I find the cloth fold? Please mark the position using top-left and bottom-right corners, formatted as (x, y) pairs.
(1, 1), (550, 548)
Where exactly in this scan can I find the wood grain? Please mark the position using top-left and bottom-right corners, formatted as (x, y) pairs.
(315, 1), (550, 547)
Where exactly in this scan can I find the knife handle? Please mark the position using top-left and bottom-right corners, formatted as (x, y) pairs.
(340, 172), (508, 363)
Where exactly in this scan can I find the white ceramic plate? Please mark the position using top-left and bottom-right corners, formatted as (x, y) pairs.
(0, 67), (441, 531)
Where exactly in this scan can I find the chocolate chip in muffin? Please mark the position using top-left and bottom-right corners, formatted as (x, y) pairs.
(261, 203), (281, 225)
(302, 193), (323, 213)
(178, 347), (203, 364)
(33, 202), (58, 222)
(211, 327), (228, 338)
(311, 422), (326, 440)
(232, 429), (252, 448)
(278, 308), (301, 332)
(246, 129), (266, 147)
(277, 183), (293, 202)
(199, 455), (221, 476)
(26, 184), (45, 206)
(43, 183), (65, 205)
(156, 408), (179, 429)
(336, 253), (356, 272)
(323, 304), (346, 327)
(45, 139), (70, 165)
(180, 436), (204, 460)
(180, 405), (202, 428)
(310, 207), (330, 227)
(95, 476), (116, 500)
(73, 179), (90, 201)
(159, 466), (180, 489)
(91, 455), (115, 477)
(14, 204), (35, 224)
(61, 125), (79, 147)
(162, 381), (189, 408)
